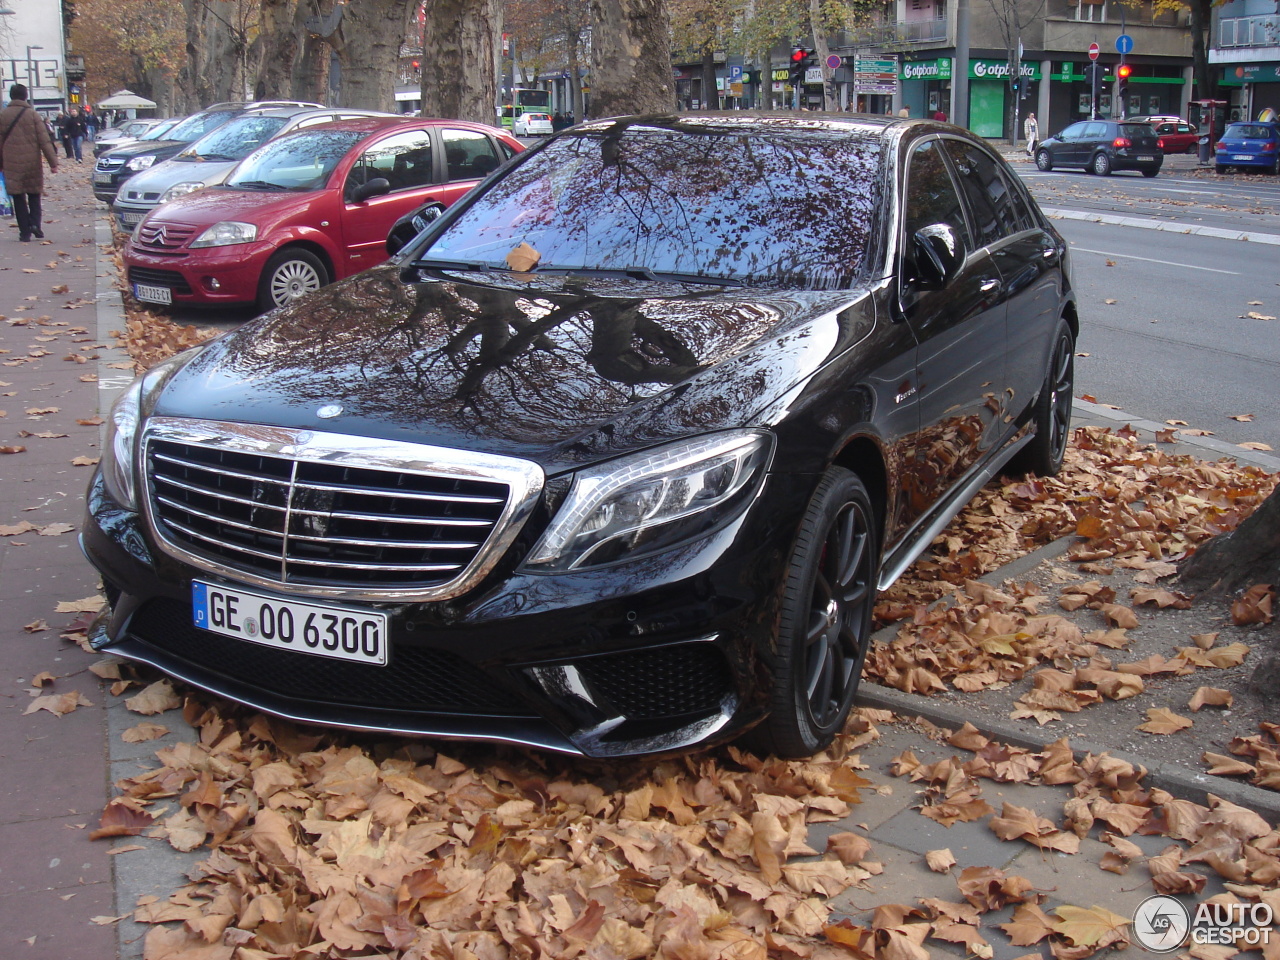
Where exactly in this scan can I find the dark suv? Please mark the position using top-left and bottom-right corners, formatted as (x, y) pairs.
(92, 101), (321, 204)
(1035, 119), (1163, 177)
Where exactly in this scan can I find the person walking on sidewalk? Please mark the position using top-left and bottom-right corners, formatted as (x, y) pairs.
(1024, 112), (1039, 157)
(1, 84), (60, 241)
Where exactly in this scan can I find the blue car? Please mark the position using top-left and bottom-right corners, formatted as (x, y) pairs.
(1215, 122), (1280, 174)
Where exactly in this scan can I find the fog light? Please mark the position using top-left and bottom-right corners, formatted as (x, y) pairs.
(202, 277), (221, 291)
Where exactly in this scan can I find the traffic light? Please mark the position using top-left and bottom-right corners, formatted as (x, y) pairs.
(789, 48), (813, 87)
(1116, 63), (1132, 112)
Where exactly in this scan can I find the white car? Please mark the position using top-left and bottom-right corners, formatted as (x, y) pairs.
(514, 112), (554, 137)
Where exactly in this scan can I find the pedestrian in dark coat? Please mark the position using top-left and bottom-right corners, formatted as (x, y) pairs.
(1, 84), (60, 241)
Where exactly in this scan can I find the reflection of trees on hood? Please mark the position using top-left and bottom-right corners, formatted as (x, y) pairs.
(208, 267), (808, 444)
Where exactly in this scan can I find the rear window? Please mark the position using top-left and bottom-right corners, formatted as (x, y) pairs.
(1224, 124), (1275, 139)
(1118, 124), (1154, 138)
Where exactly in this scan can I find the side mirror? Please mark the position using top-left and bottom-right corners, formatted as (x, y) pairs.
(910, 223), (964, 289)
(348, 177), (391, 204)
(386, 202), (444, 256)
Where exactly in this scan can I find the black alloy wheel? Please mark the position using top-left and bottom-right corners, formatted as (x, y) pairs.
(752, 468), (878, 759)
(1092, 152), (1112, 175)
(1014, 320), (1074, 477)
(1142, 167), (1160, 178)
(1035, 149), (1053, 172)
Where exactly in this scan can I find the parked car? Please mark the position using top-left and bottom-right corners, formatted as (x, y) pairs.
(1148, 118), (1199, 154)
(123, 117), (522, 312)
(1214, 121), (1280, 174)
(85, 114), (1075, 760)
(514, 112), (554, 137)
(111, 107), (397, 231)
(93, 118), (176, 158)
(93, 101), (322, 204)
(1035, 119), (1163, 176)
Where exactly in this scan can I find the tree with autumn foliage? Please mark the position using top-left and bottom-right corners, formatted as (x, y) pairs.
(506, 0), (592, 119)
(70, 0), (187, 112)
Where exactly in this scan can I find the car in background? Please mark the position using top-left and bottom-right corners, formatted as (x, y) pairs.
(93, 118), (176, 157)
(123, 117), (522, 312)
(1034, 119), (1163, 176)
(111, 107), (397, 231)
(90, 114), (1076, 760)
(93, 101), (321, 204)
(1146, 118), (1199, 154)
(1214, 121), (1280, 174)
(513, 112), (554, 137)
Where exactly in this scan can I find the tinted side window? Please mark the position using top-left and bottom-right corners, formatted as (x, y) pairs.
(442, 128), (502, 181)
(943, 140), (1023, 247)
(904, 140), (969, 247)
(347, 130), (434, 193)
(1060, 123), (1086, 140)
(1081, 122), (1107, 140)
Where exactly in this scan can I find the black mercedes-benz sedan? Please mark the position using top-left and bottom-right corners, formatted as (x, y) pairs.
(82, 113), (1077, 760)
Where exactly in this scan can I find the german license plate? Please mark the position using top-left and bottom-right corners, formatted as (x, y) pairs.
(1136, 156), (1155, 162)
(1233, 155), (1252, 161)
(133, 283), (172, 304)
(120, 210), (144, 225)
(191, 581), (388, 665)
(93, 172), (112, 184)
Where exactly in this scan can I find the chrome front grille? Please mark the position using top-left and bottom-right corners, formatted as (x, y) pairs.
(143, 419), (544, 601)
(137, 222), (197, 249)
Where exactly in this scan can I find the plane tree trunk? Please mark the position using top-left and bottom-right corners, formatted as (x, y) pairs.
(588, 0), (675, 118)
(420, 0), (501, 124)
(1179, 485), (1280, 597)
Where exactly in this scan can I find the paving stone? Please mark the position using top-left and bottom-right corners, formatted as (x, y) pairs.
(0, 814), (110, 896)
(0, 880), (117, 960)
(870, 806), (1020, 869)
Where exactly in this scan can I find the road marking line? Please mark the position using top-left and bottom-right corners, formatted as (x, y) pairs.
(1069, 246), (1241, 274)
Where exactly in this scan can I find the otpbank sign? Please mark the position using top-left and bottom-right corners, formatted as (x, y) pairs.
(970, 59), (1042, 80)
(901, 59), (953, 81)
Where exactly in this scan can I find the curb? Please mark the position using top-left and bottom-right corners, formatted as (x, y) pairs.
(857, 682), (1280, 823)
(1041, 206), (1280, 247)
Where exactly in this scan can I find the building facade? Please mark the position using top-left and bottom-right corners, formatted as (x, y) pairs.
(1210, 0), (1280, 121)
(0, 1), (70, 115)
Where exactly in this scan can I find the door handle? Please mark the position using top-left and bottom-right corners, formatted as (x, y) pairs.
(979, 278), (1001, 293)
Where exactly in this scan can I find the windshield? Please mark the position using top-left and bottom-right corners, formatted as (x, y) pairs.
(165, 110), (238, 143)
(1224, 124), (1275, 139)
(424, 120), (883, 288)
(226, 129), (367, 191)
(140, 119), (180, 140)
(180, 115), (289, 161)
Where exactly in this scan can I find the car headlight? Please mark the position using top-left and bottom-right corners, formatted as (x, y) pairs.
(523, 430), (773, 572)
(125, 154), (157, 172)
(190, 221), (258, 247)
(99, 349), (205, 510)
(160, 181), (205, 203)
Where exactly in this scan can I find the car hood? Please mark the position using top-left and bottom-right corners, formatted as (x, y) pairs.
(118, 158), (238, 198)
(145, 186), (322, 230)
(100, 138), (189, 161)
(153, 265), (875, 474)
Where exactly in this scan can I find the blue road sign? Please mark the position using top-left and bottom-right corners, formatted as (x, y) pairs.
(1115, 34), (1134, 55)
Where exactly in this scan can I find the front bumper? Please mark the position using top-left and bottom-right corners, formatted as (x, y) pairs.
(81, 468), (809, 758)
(113, 200), (155, 232)
(123, 242), (273, 306)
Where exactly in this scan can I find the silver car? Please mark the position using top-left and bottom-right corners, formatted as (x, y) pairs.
(111, 107), (396, 231)
(93, 118), (178, 158)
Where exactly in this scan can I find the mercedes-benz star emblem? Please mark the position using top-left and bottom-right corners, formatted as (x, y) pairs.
(316, 404), (343, 420)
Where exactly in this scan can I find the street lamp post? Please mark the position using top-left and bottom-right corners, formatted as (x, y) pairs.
(26, 44), (43, 89)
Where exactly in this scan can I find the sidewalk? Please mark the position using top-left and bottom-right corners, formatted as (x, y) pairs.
(1, 165), (1276, 960)
(0, 164), (118, 955)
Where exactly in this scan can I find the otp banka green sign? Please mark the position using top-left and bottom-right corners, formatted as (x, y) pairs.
(970, 59), (1041, 81)
(901, 59), (953, 81)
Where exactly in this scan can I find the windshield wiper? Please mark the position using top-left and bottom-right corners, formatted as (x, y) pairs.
(537, 265), (746, 287)
(231, 180), (286, 191)
(197, 153), (238, 162)
(409, 257), (501, 272)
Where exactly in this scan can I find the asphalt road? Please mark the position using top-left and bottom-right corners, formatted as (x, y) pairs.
(1053, 219), (1280, 452)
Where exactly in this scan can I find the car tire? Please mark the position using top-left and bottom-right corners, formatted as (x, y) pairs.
(1141, 167), (1160, 178)
(1013, 320), (1075, 478)
(1035, 149), (1053, 172)
(257, 248), (328, 313)
(1215, 164), (1227, 174)
(751, 467), (878, 759)
(1092, 152), (1112, 176)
